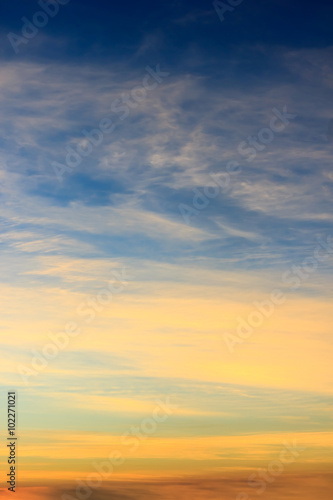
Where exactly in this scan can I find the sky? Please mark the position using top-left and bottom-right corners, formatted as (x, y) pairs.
(0, 0), (333, 499)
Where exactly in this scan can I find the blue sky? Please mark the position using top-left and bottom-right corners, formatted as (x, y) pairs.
(0, 0), (333, 281)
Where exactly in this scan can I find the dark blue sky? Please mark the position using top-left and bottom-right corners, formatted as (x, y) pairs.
(2, 0), (333, 60)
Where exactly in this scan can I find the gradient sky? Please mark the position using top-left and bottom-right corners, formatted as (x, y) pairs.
(0, 0), (332, 498)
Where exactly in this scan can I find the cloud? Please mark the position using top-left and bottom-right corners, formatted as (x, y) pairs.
(0, 26), (333, 491)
